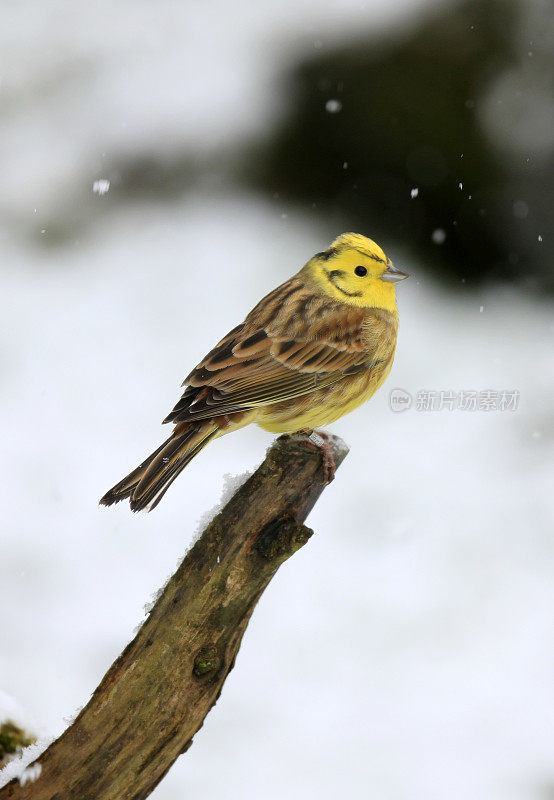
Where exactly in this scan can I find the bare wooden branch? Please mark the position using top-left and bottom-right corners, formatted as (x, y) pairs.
(0, 432), (348, 800)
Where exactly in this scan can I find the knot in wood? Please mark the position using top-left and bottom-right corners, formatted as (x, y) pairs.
(193, 646), (221, 678)
(255, 517), (313, 561)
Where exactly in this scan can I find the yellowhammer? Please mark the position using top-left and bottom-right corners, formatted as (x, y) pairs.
(100, 232), (409, 511)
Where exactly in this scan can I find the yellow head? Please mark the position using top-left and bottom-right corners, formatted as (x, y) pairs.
(302, 232), (409, 312)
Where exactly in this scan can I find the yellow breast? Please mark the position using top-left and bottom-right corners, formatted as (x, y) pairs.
(257, 307), (398, 433)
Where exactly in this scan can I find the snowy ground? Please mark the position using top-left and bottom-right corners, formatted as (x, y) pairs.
(2, 0), (553, 796)
(1, 192), (553, 799)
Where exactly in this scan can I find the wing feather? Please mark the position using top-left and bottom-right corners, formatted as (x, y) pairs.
(163, 278), (375, 425)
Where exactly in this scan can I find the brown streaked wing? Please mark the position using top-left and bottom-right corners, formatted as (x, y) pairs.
(163, 278), (374, 425)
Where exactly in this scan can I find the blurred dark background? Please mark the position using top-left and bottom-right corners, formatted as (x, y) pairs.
(241, 0), (553, 290)
(21, 0), (553, 293)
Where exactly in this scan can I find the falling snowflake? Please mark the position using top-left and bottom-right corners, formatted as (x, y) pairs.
(93, 179), (110, 196)
(325, 99), (342, 113)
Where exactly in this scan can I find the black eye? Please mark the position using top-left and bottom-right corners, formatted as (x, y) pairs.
(354, 265), (367, 277)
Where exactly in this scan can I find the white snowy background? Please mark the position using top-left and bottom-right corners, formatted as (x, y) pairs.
(1, 1), (553, 798)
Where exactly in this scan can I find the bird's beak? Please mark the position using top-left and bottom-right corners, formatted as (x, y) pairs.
(381, 261), (410, 282)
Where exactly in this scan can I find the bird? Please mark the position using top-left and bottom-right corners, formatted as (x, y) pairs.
(100, 232), (409, 512)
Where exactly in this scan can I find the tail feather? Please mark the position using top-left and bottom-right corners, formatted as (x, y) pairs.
(99, 438), (169, 506)
(100, 422), (218, 512)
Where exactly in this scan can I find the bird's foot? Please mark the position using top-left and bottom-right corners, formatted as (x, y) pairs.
(300, 429), (336, 484)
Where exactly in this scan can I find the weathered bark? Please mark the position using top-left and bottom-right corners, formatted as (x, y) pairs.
(0, 432), (348, 800)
